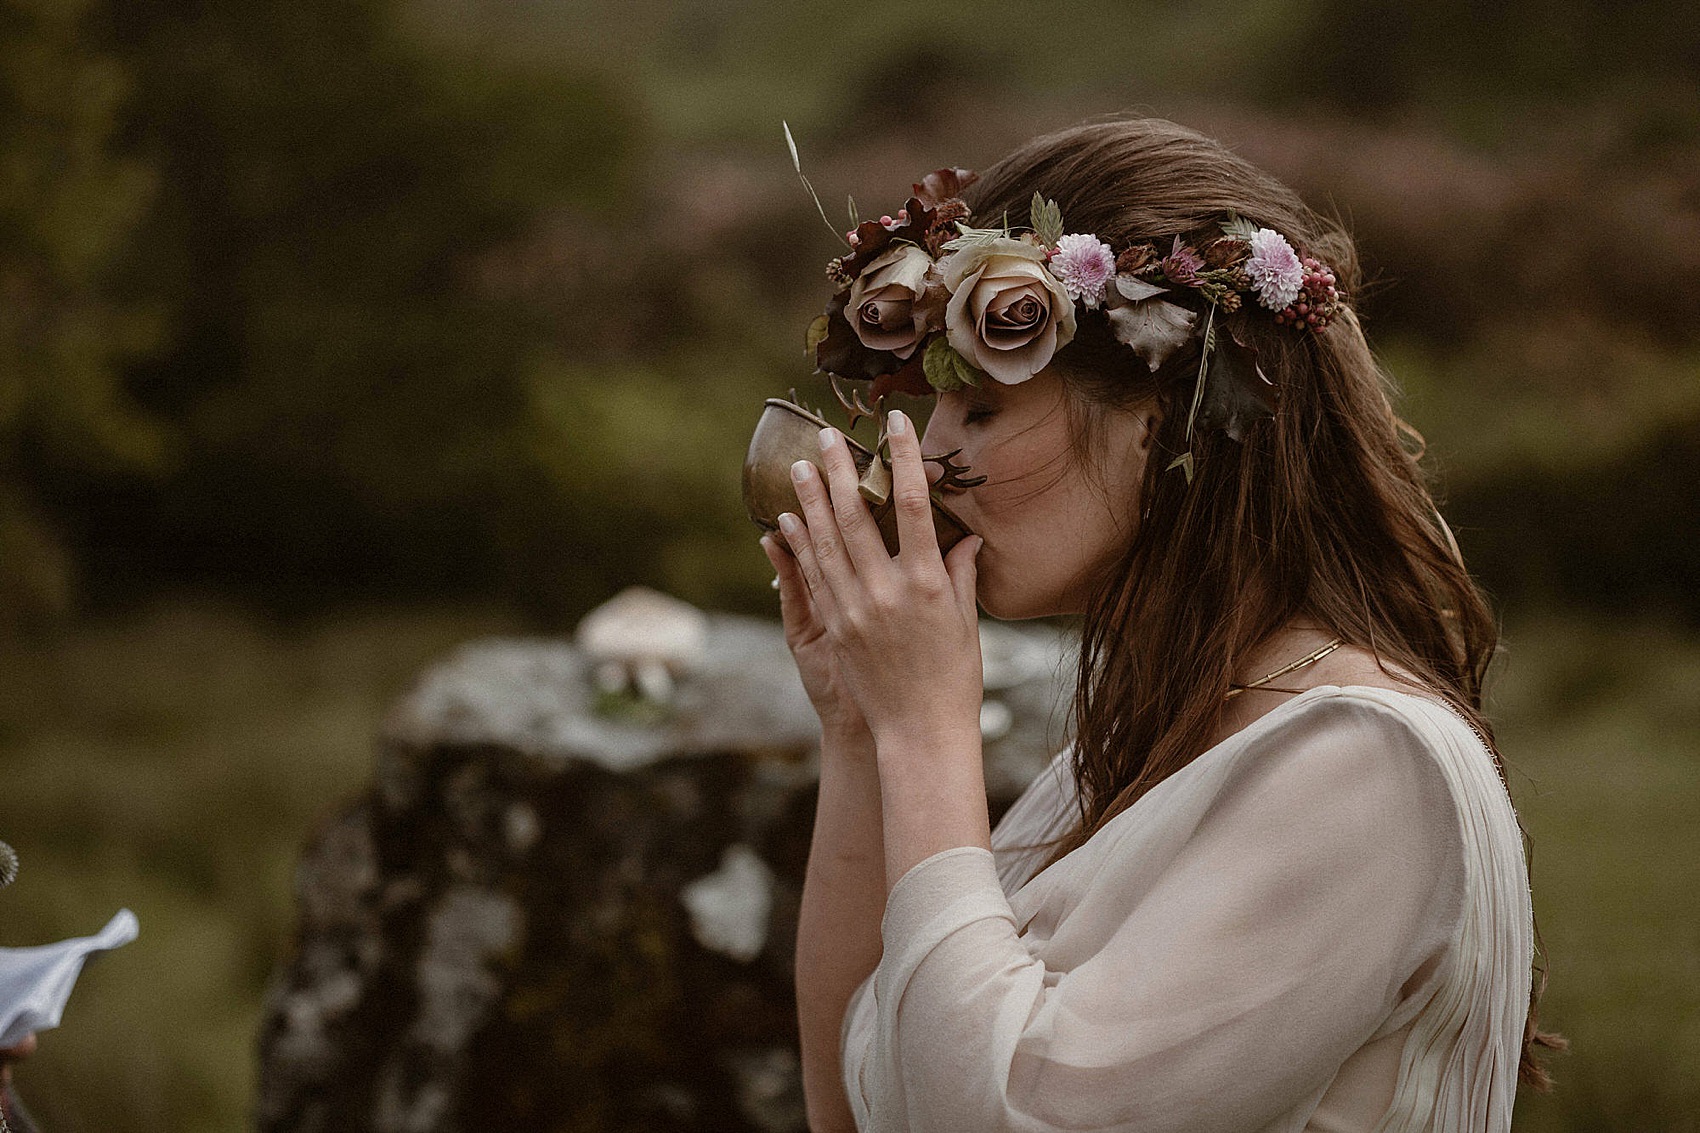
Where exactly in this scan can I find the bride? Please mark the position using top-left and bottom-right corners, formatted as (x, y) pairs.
(760, 117), (1562, 1132)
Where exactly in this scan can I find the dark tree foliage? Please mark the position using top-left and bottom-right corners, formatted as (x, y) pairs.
(0, 0), (163, 633)
(17, 0), (638, 619)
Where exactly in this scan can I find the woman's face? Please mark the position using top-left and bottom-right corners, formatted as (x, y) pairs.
(920, 367), (1158, 620)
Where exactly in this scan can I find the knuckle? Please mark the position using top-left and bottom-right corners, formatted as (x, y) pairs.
(910, 567), (949, 599)
(834, 499), (869, 534)
(841, 602), (870, 637)
(894, 486), (932, 517)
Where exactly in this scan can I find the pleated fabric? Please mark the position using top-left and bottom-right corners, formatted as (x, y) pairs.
(840, 685), (1533, 1133)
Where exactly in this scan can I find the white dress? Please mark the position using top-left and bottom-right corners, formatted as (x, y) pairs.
(839, 685), (1534, 1133)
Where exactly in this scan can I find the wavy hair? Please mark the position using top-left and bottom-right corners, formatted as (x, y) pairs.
(960, 116), (1565, 1090)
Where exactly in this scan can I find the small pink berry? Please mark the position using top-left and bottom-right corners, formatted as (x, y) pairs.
(897, 208), (909, 219)
(848, 232), (861, 246)
(879, 214), (893, 226)
(1306, 312), (1320, 325)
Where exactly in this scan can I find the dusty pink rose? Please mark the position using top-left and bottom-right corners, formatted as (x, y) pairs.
(846, 244), (937, 360)
(940, 238), (1076, 384)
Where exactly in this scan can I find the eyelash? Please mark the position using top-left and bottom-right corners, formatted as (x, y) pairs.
(965, 407), (995, 424)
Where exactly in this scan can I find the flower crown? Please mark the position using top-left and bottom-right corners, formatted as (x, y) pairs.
(787, 129), (1346, 480)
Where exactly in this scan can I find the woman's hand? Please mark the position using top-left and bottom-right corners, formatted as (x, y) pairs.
(761, 531), (869, 742)
(773, 409), (985, 747)
(0, 1032), (36, 1087)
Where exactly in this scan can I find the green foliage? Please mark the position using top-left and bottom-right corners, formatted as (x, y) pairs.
(1028, 191), (1064, 248)
(922, 334), (982, 392)
(940, 223), (1014, 252)
(1218, 212), (1261, 241)
(781, 119), (841, 244)
(0, 0), (167, 630)
(502, 348), (788, 621)
(3, 0), (643, 619)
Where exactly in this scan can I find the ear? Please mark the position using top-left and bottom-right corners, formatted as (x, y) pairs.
(1134, 401), (1165, 455)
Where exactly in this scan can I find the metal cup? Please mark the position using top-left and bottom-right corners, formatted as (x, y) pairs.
(742, 397), (974, 558)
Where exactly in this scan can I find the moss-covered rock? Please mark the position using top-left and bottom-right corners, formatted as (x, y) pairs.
(257, 610), (1071, 1132)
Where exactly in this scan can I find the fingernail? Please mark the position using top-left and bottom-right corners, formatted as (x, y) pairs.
(777, 512), (800, 535)
(888, 409), (907, 436)
(790, 459), (814, 482)
(818, 427), (835, 451)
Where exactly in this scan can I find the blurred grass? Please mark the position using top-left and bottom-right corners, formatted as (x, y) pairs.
(0, 597), (1695, 1130)
(1387, 328), (1700, 485)
(0, 596), (525, 1133)
(1493, 615), (1700, 1132)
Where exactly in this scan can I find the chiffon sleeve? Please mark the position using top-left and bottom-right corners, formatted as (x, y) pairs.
(843, 696), (1469, 1133)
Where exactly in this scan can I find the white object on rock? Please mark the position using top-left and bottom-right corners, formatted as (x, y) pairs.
(575, 587), (709, 700)
(979, 698), (1014, 741)
(979, 620), (1067, 691)
(680, 844), (775, 963)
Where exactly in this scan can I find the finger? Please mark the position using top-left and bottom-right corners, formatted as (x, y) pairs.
(776, 507), (845, 628)
(760, 534), (817, 640)
(816, 426), (896, 582)
(944, 534), (984, 619)
(788, 453), (858, 600)
(0, 1033), (36, 1059)
(885, 408), (945, 580)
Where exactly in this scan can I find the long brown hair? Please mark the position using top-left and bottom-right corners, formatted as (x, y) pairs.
(961, 117), (1565, 1090)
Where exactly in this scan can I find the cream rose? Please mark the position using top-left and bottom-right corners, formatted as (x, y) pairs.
(940, 238), (1076, 384)
(846, 244), (936, 360)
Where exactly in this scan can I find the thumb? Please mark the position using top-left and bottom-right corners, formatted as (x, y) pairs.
(944, 535), (983, 613)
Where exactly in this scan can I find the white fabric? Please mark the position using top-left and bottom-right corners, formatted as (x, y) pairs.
(0, 909), (138, 1047)
(840, 686), (1532, 1133)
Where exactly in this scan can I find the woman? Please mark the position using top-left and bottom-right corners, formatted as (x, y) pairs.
(1, 1033), (39, 1133)
(761, 117), (1562, 1133)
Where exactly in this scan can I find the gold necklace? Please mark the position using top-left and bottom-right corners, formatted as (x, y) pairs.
(1224, 636), (1345, 699)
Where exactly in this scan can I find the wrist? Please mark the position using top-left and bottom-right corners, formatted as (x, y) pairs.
(819, 718), (876, 756)
(870, 708), (981, 753)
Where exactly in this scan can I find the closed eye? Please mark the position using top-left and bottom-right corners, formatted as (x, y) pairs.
(964, 407), (996, 425)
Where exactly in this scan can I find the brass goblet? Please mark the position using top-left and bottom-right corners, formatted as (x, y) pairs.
(743, 397), (975, 559)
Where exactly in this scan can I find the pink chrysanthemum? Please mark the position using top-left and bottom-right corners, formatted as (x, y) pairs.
(1049, 233), (1117, 309)
(1244, 228), (1304, 310)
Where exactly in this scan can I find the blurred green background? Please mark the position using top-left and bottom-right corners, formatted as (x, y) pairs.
(1, 0), (1696, 1129)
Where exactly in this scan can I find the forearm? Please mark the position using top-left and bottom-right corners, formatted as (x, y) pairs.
(795, 724), (886, 1133)
(874, 721), (992, 899)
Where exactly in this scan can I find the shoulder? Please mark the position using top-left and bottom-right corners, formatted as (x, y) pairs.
(1207, 687), (1475, 878)
(1231, 685), (1485, 786)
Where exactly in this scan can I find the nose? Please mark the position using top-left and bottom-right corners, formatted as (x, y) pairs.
(920, 414), (956, 489)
